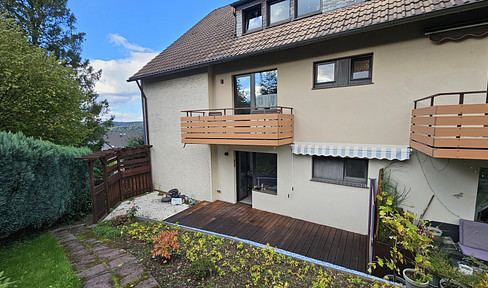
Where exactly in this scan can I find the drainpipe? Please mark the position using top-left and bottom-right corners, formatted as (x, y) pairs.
(136, 80), (150, 145)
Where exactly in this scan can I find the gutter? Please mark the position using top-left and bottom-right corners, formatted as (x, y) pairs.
(135, 80), (150, 145)
(127, 0), (488, 82)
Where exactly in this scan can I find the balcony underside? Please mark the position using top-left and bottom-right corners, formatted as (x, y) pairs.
(411, 98), (488, 160)
(181, 111), (294, 146)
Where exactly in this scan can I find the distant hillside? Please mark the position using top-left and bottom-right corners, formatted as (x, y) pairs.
(109, 121), (144, 132)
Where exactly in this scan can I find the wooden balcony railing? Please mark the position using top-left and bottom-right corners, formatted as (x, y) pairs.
(181, 106), (294, 146)
(410, 91), (488, 159)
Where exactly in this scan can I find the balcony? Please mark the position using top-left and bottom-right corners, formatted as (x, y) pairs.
(181, 106), (294, 146)
(410, 91), (488, 160)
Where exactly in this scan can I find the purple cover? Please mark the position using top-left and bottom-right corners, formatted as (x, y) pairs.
(459, 219), (488, 261)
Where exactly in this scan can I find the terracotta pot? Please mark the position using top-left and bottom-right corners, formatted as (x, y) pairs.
(403, 268), (429, 288)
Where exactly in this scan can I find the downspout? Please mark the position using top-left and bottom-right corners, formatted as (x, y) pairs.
(136, 80), (150, 145)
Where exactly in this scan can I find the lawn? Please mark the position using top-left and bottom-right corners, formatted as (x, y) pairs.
(0, 233), (80, 288)
(94, 217), (394, 288)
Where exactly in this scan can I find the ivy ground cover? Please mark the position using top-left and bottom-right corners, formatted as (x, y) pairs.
(98, 218), (396, 288)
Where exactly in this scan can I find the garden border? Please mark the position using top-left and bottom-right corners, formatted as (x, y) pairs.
(135, 215), (401, 287)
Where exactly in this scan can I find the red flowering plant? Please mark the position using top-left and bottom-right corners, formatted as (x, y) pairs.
(126, 202), (139, 218)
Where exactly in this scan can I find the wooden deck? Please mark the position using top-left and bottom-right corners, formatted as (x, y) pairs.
(165, 201), (368, 272)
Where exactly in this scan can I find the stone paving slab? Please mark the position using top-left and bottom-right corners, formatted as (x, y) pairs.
(51, 224), (160, 288)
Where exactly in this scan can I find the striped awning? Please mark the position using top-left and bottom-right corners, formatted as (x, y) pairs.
(292, 142), (410, 161)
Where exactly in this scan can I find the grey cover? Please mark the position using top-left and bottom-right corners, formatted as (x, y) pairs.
(458, 219), (488, 261)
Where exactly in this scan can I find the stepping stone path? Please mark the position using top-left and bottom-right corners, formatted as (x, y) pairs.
(52, 224), (160, 288)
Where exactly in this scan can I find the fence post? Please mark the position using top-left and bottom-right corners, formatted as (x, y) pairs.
(87, 160), (97, 224)
(147, 146), (153, 192)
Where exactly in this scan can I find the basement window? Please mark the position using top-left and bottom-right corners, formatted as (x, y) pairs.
(244, 5), (263, 33)
(312, 156), (368, 188)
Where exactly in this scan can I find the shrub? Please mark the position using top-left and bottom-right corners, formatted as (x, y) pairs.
(94, 221), (120, 239)
(188, 257), (216, 280)
(151, 230), (180, 260)
(0, 131), (91, 238)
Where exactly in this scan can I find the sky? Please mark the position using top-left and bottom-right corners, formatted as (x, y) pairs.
(68, 0), (231, 122)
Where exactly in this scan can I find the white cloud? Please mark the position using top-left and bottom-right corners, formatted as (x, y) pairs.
(110, 112), (143, 122)
(90, 36), (158, 123)
(108, 33), (153, 53)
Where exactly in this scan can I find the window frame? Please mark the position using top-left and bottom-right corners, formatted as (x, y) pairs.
(311, 156), (368, 188)
(234, 69), (278, 113)
(295, 0), (323, 19)
(267, 0), (291, 27)
(313, 54), (373, 89)
(243, 5), (263, 34)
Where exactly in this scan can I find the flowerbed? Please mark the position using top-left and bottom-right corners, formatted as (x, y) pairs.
(99, 218), (395, 288)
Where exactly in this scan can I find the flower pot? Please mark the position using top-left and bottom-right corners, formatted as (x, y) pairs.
(429, 274), (440, 288)
(439, 279), (467, 288)
(403, 268), (430, 288)
(384, 274), (406, 285)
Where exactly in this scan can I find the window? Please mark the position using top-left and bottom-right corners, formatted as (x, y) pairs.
(255, 152), (277, 193)
(268, 0), (290, 26)
(296, 0), (321, 18)
(244, 5), (262, 33)
(312, 156), (368, 187)
(235, 69), (277, 114)
(314, 54), (373, 88)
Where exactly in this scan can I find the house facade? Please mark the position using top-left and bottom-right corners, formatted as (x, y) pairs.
(129, 0), (488, 235)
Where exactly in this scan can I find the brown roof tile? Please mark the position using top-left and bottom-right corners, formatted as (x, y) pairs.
(129, 0), (487, 81)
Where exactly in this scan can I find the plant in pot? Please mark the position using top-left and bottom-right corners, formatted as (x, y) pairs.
(426, 250), (488, 288)
(369, 192), (409, 284)
(372, 192), (433, 288)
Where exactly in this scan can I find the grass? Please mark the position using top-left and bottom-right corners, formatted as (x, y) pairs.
(0, 233), (80, 288)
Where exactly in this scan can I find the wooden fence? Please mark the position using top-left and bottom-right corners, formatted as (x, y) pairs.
(76, 145), (153, 223)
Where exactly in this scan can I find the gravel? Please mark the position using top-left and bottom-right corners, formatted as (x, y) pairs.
(103, 192), (190, 222)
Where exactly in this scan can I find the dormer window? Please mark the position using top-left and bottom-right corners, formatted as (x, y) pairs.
(268, 0), (290, 26)
(244, 5), (262, 33)
(296, 0), (322, 18)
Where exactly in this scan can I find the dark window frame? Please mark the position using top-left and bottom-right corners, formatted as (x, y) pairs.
(267, 0), (291, 27)
(313, 54), (373, 89)
(295, 0), (322, 19)
(233, 69), (278, 114)
(311, 156), (368, 188)
(243, 4), (263, 34)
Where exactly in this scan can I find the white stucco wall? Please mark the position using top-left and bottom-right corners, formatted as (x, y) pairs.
(143, 73), (212, 201)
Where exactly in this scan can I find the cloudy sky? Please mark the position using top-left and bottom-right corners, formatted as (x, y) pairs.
(69, 0), (230, 122)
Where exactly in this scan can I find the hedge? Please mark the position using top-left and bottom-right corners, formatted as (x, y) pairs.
(0, 131), (91, 238)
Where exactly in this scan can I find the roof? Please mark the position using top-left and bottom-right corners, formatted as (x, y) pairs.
(129, 0), (488, 81)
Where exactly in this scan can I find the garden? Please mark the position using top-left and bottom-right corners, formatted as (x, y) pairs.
(91, 214), (395, 288)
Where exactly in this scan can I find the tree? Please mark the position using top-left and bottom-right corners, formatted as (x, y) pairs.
(0, 17), (90, 146)
(0, 0), (113, 151)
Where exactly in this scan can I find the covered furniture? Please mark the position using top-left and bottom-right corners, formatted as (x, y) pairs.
(458, 219), (488, 261)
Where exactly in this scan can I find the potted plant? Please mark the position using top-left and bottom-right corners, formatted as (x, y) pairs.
(371, 192), (433, 288)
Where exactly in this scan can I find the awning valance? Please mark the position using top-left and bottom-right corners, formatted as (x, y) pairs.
(292, 143), (410, 161)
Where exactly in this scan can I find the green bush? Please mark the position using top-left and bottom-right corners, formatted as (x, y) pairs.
(188, 257), (216, 280)
(94, 221), (120, 239)
(0, 131), (91, 238)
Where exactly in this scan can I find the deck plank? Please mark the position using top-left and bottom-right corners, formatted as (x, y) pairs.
(164, 200), (367, 272)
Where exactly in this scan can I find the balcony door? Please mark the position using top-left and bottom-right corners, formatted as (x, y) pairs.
(234, 70), (277, 114)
